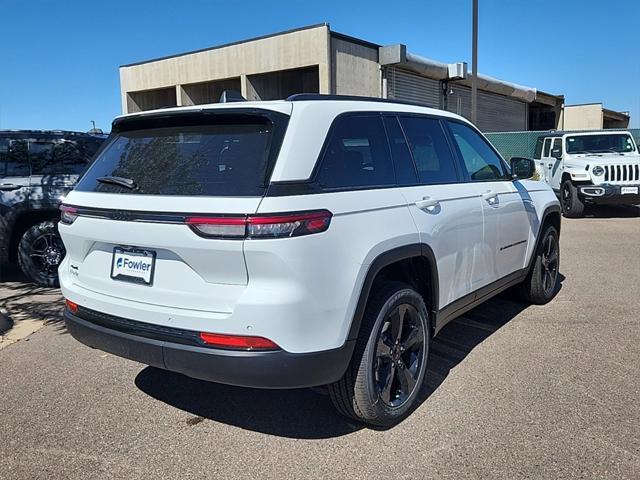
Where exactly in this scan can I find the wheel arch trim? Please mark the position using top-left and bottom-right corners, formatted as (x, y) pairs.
(532, 204), (561, 262)
(346, 243), (439, 342)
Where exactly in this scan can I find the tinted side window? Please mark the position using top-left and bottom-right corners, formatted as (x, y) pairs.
(448, 121), (506, 181)
(0, 139), (30, 177)
(29, 140), (58, 175)
(79, 138), (104, 162)
(53, 140), (88, 175)
(534, 137), (544, 159)
(383, 116), (417, 185)
(543, 138), (552, 157)
(400, 116), (458, 185)
(317, 115), (395, 189)
(552, 138), (562, 156)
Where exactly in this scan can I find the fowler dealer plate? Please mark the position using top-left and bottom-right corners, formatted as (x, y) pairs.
(111, 247), (156, 286)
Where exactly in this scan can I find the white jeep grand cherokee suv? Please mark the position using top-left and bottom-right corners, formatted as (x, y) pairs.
(59, 95), (561, 426)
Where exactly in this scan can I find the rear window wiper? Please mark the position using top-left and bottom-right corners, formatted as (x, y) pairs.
(96, 176), (138, 190)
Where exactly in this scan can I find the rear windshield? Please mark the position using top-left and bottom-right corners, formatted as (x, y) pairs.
(75, 113), (286, 196)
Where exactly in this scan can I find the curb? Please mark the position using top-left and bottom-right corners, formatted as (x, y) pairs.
(0, 310), (13, 335)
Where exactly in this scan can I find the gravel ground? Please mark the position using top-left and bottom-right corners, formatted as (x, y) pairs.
(0, 207), (639, 479)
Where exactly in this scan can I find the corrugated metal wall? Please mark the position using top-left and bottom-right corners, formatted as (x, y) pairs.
(386, 67), (441, 108)
(445, 85), (528, 132)
(384, 67), (529, 132)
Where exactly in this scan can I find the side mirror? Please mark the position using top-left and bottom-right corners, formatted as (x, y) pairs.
(510, 157), (535, 180)
(551, 147), (562, 159)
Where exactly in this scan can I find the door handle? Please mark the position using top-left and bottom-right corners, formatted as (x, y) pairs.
(415, 196), (441, 212)
(0, 183), (23, 191)
(482, 190), (499, 206)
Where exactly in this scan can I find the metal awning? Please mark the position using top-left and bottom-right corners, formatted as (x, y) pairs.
(380, 44), (537, 103)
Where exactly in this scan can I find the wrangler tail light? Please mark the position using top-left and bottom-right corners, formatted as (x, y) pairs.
(185, 210), (332, 239)
(198, 332), (280, 350)
(59, 204), (79, 225)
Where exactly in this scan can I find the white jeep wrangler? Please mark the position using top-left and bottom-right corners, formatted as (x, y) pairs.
(534, 130), (640, 217)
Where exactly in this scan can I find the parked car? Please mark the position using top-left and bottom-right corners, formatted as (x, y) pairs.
(0, 130), (106, 285)
(59, 95), (561, 426)
(534, 130), (640, 217)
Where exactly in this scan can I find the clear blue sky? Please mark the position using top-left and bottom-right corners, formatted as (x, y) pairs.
(1, 0), (638, 131)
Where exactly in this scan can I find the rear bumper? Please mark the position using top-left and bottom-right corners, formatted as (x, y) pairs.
(579, 184), (640, 204)
(65, 308), (354, 389)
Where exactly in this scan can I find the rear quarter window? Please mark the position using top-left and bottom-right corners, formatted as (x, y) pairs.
(316, 115), (395, 190)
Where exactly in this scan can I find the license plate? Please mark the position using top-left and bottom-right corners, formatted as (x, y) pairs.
(111, 247), (156, 286)
(621, 187), (639, 195)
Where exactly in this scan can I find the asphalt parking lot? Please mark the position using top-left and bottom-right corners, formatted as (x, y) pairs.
(1, 206), (639, 480)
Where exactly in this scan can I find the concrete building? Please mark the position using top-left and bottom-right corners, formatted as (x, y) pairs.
(119, 23), (566, 132)
(558, 103), (630, 131)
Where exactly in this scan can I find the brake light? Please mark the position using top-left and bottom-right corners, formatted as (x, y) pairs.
(185, 210), (332, 239)
(198, 332), (280, 350)
(184, 216), (247, 239)
(60, 204), (78, 225)
(248, 210), (332, 238)
(65, 299), (78, 314)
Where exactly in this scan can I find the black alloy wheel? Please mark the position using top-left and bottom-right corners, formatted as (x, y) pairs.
(328, 282), (430, 427)
(518, 225), (560, 305)
(560, 180), (585, 218)
(18, 221), (65, 287)
(561, 182), (573, 213)
(374, 303), (425, 407)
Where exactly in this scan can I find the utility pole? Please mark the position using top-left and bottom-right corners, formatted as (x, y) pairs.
(471, 0), (478, 125)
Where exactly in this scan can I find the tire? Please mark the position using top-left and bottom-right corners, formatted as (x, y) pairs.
(328, 281), (430, 427)
(17, 221), (65, 287)
(519, 225), (560, 305)
(560, 179), (584, 218)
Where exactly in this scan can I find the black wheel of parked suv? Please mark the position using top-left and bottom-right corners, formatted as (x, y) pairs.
(560, 180), (584, 218)
(519, 225), (560, 305)
(18, 221), (65, 287)
(329, 281), (430, 427)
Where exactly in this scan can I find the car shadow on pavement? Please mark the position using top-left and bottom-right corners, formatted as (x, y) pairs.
(135, 278), (564, 438)
(0, 265), (65, 328)
(135, 366), (363, 438)
(583, 205), (640, 218)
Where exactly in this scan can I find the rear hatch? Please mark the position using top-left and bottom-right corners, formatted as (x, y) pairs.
(59, 106), (290, 314)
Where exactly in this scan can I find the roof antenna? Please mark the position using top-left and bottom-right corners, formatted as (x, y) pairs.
(219, 90), (247, 103)
(88, 120), (103, 135)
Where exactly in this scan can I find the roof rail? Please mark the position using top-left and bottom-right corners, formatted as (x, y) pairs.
(0, 129), (106, 137)
(285, 93), (435, 109)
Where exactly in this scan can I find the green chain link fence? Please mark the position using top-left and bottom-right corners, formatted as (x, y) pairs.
(486, 129), (640, 160)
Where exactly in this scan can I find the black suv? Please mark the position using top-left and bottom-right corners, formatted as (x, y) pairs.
(0, 130), (106, 286)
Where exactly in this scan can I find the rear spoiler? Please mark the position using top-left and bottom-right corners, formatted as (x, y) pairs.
(111, 108), (286, 134)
